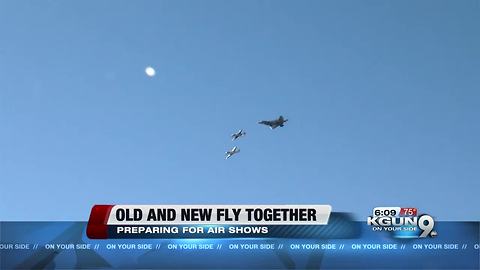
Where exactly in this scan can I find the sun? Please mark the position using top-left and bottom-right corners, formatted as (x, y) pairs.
(145, 66), (156, 77)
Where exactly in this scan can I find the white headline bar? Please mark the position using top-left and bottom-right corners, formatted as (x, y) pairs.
(107, 205), (332, 225)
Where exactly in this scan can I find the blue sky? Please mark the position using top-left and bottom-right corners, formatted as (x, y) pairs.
(0, 1), (478, 221)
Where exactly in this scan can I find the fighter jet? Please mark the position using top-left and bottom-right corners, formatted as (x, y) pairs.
(258, 116), (288, 129)
(225, 146), (240, 159)
(231, 129), (246, 141)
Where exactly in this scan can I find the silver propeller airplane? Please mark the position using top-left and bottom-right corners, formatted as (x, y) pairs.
(225, 146), (240, 159)
(231, 129), (246, 141)
(258, 115), (288, 129)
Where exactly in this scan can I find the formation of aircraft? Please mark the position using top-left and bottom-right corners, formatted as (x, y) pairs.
(231, 129), (246, 141)
(225, 115), (287, 160)
(225, 146), (240, 159)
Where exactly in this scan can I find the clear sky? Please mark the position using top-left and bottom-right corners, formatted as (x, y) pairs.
(0, 1), (478, 221)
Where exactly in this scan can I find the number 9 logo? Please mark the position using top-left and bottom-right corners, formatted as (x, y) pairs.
(418, 215), (435, 238)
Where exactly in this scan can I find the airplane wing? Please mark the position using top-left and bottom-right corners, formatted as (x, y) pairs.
(270, 122), (280, 129)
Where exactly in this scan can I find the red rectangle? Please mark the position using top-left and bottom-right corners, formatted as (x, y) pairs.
(400, 207), (417, 216)
(86, 205), (114, 239)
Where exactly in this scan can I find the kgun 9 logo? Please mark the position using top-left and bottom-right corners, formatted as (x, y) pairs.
(367, 208), (437, 238)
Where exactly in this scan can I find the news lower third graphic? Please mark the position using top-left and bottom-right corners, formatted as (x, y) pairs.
(86, 205), (332, 239)
(367, 207), (437, 238)
(0, 204), (479, 269)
